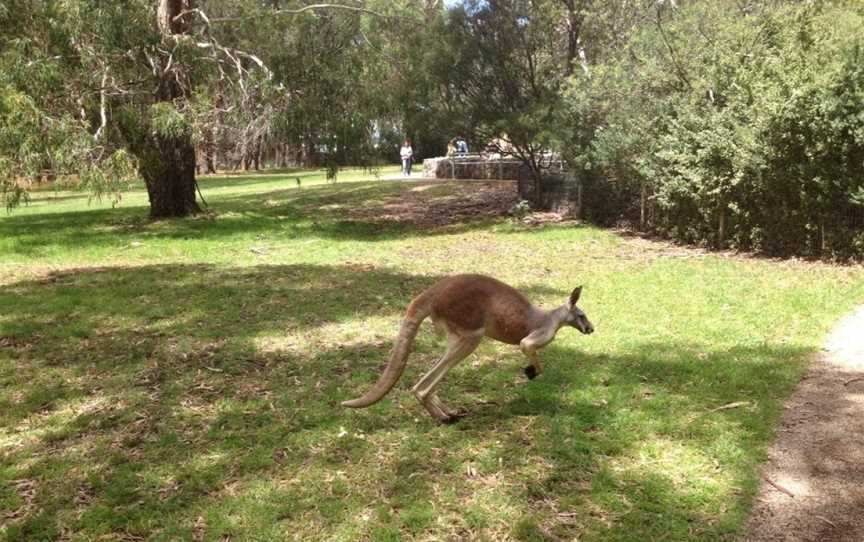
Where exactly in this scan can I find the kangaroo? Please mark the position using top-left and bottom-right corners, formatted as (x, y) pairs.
(342, 274), (594, 423)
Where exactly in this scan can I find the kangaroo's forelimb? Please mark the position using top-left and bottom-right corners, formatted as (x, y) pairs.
(519, 324), (558, 379)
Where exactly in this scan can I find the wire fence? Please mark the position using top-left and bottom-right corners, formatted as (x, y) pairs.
(517, 165), (583, 215)
(427, 156), (864, 257)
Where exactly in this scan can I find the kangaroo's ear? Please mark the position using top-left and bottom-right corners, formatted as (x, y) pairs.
(569, 286), (582, 306)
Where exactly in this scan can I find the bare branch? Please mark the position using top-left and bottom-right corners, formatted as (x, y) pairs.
(94, 70), (108, 141)
(655, 4), (692, 90)
(173, 7), (210, 26)
(576, 36), (589, 76)
(358, 29), (404, 67)
(209, 3), (394, 23)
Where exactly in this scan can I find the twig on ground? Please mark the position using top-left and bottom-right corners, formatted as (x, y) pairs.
(707, 401), (750, 413)
(815, 515), (837, 529)
(764, 477), (795, 498)
(688, 400), (751, 423)
(843, 376), (864, 387)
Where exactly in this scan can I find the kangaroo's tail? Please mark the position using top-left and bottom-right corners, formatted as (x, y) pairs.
(341, 290), (434, 408)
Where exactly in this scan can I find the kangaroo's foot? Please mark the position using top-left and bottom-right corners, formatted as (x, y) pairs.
(436, 399), (469, 425)
(439, 411), (468, 425)
(418, 393), (467, 424)
(523, 365), (538, 380)
(433, 394), (469, 419)
(416, 392), (450, 422)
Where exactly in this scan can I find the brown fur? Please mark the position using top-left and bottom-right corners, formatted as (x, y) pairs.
(429, 275), (539, 343)
(342, 274), (594, 422)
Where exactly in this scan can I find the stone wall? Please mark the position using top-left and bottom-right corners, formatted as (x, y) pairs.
(421, 156), (581, 216)
(422, 155), (523, 180)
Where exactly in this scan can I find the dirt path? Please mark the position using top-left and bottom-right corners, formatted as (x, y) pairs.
(376, 173), (433, 181)
(344, 180), (519, 229)
(744, 306), (864, 541)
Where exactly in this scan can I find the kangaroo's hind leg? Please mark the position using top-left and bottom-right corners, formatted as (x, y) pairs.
(411, 329), (483, 423)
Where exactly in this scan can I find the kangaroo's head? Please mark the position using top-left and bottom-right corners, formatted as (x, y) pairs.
(566, 286), (594, 334)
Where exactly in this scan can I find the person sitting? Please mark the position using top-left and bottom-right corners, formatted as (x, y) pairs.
(487, 134), (512, 159)
(456, 135), (469, 154)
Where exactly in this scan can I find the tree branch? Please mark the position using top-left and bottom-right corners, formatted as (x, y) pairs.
(209, 3), (394, 23)
(655, 5), (692, 91)
(94, 70), (109, 141)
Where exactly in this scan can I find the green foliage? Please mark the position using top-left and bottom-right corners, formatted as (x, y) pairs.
(0, 88), (40, 209)
(441, 1), (567, 165)
(0, 84), (135, 210)
(563, 2), (864, 259)
(3, 0), (862, 257)
(76, 148), (137, 206)
(0, 0), (151, 210)
(149, 103), (190, 140)
(0, 0), (397, 210)
(258, 5), (387, 168)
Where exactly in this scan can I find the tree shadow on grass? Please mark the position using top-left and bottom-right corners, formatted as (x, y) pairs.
(0, 262), (819, 540)
(0, 263), (431, 538)
(1, 262), (558, 356)
(0, 262), (562, 539)
(0, 262), (441, 409)
(198, 168), (315, 189)
(410, 340), (818, 540)
(1, 180), (520, 258)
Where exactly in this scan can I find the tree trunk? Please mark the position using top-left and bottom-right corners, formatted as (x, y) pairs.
(576, 176), (583, 218)
(526, 152), (543, 206)
(533, 168), (543, 206)
(562, 0), (587, 76)
(280, 144), (289, 167)
(206, 143), (216, 174)
(640, 182), (647, 230)
(197, 128), (216, 174)
(140, 0), (200, 218)
(303, 143), (317, 167)
(140, 133), (201, 218)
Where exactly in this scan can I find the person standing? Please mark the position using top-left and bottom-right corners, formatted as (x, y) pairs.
(400, 138), (414, 176)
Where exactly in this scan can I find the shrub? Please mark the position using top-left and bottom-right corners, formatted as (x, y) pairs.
(562, 2), (864, 259)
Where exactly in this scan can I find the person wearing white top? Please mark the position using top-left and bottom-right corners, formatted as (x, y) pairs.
(400, 139), (414, 176)
(456, 135), (469, 154)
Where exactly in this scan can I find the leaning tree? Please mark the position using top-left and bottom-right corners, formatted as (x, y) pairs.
(0, 0), (210, 217)
(0, 0), (396, 217)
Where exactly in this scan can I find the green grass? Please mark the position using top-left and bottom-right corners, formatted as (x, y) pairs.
(1, 167), (863, 541)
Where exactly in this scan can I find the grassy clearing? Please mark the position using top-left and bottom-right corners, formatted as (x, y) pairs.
(1, 168), (863, 541)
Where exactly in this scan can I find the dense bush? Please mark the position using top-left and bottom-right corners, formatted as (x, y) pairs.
(562, 2), (864, 259)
